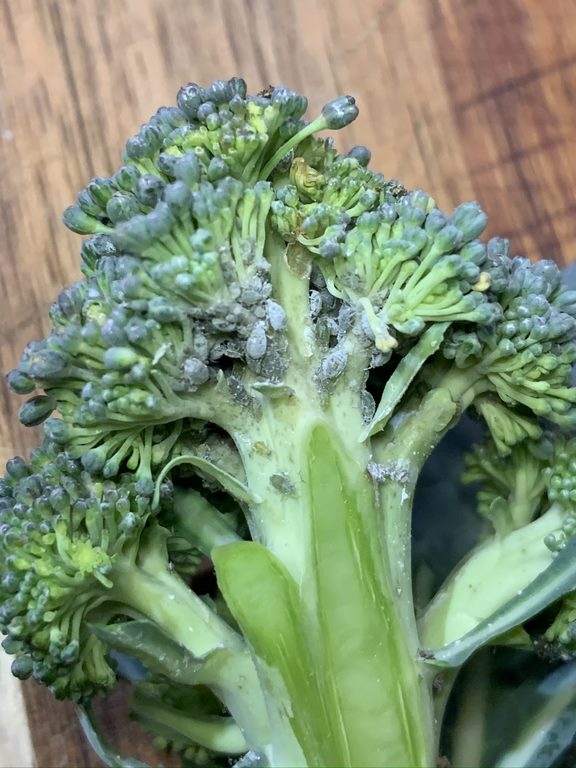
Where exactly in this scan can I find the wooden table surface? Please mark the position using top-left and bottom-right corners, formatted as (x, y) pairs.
(2, 0), (576, 765)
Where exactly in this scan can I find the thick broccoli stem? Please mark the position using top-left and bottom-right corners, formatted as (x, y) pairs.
(231, 394), (320, 585)
(219, 231), (437, 765)
(224, 230), (323, 584)
(372, 365), (485, 616)
(220, 421), (436, 767)
(363, 374), (480, 763)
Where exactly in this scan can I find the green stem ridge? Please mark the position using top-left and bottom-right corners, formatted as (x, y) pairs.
(361, 322), (451, 440)
(305, 424), (435, 768)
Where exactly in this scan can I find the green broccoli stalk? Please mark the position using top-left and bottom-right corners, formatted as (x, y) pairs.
(4, 77), (576, 768)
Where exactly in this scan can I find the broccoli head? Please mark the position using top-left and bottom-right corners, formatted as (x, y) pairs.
(3, 77), (576, 768)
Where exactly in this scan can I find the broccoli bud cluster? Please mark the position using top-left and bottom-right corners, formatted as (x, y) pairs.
(62, 77), (354, 241)
(10, 182), (288, 470)
(462, 439), (547, 536)
(543, 437), (576, 552)
(0, 444), (158, 699)
(444, 241), (576, 428)
(8, 80), (367, 471)
(544, 593), (576, 654)
(269, 149), (499, 356)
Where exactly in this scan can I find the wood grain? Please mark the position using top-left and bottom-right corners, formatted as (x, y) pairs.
(1, 0), (576, 765)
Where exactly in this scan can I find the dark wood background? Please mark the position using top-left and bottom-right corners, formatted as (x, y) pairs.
(1, 0), (576, 765)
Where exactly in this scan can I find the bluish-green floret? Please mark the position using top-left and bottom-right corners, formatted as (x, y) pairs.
(0, 444), (155, 699)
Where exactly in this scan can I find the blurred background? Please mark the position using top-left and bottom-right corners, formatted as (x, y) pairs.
(1, 0), (576, 765)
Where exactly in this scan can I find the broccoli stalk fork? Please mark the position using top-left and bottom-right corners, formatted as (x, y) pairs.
(3, 77), (576, 768)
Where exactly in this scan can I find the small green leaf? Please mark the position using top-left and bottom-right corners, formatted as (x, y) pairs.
(152, 454), (259, 509)
(360, 322), (449, 440)
(213, 541), (325, 766)
(427, 535), (576, 667)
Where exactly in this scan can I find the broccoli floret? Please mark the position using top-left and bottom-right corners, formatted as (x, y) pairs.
(4, 76), (576, 768)
(462, 439), (548, 535)
(443, 242), (576, 428)
(0, 442), (265, 747)
(542, 593), (576, 657)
